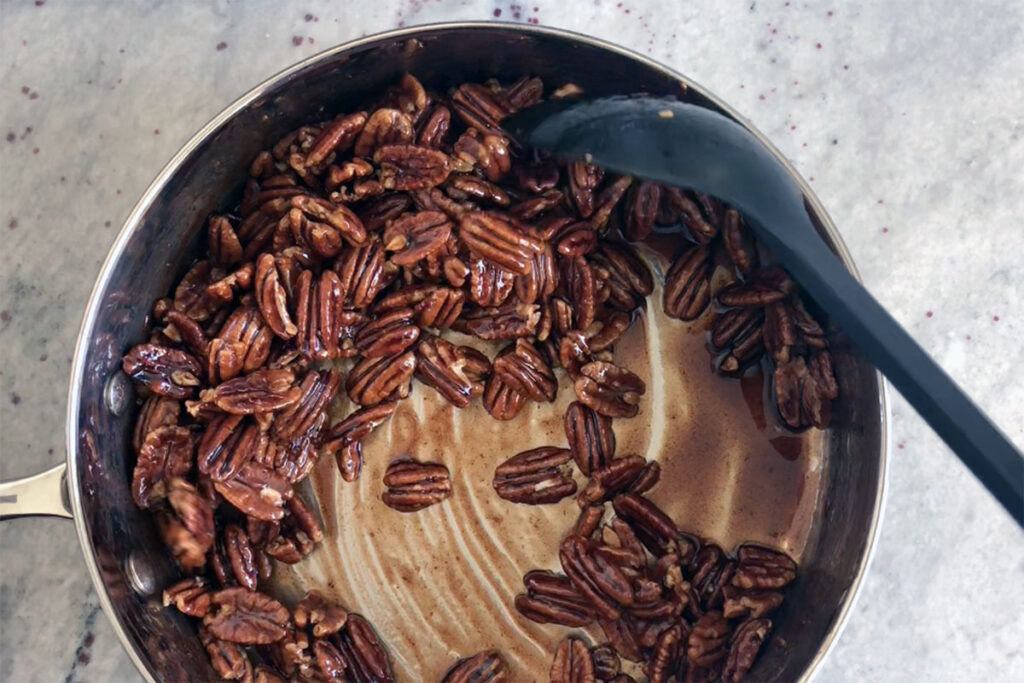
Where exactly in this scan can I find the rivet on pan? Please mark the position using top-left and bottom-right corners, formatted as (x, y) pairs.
(125, 550), (158, 597)
(104, 371), (132, 416)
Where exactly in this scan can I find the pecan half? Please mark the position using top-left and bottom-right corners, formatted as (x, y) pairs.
(563, 255), (597, 331)
(711, 307), (765, 375)
(612, 493), (678, 556)
(377, 283), (466, 329)
(717, 267), (794, 308)
(123, 344), (202, 398)
(577, 456), (659, 507)
(568, 161), (603, 218)
(254, 253), (298, 338)
(441, 651), (508, 683)
(133, 396), (180, 453)
(323, 400), (399, 452)
(559, 535), (628, 620)
(382, 459), (452, 512)
(722, 586), (784, 619)
(163, 576), (212, 618)
(273, 369), (341, 442)
(346, 351), (416, 406)
(721, 618), (771, 683)
(418, 105), (451, 148)
(290, 195), (368, 256)
(449, 174), (511, 206)
(774, 353), (837, 429)
(492, 339), (557, 403)
(515, 570), (595, 627)
(722, 208), (757, 276)
(375, 144), (452, 191)
(204, 588), (290, 645)
(453, 129), (512, 182)
(456, 302), (540, 340)
(382, 211), (453, 266)
(353, 307), (420, 358)
(132, 426), (193, 508)
(459, 212), (544, 275)
(218, 306), (274, 374)
(335, 237), (395, 309)
(663, 245), (712, 321)
(163, 478), (216, 570)
(624, 180), (662, 241)
(197, 414), (257, 481)
(223, 524), (258, 591)
(589, 242), (654, 311)
(414, 335), (490, 408)
(515, 241), (558, 304)
(201, 627), (253, 680)
(564, 401), (615, 475)
(302, 111), (367, 170)
(214, 461), (294, 521)
(203, 368), (301, 414)
(482, 375), (526, 421)
(336, 613), (394, 682)
(493, 447), (576, 505)
(336, 440), (363, 482)
(732, 544), (797, 590)
(549, 637), (595, 683)
(468, 256), (516, 307)
(295, 591), (349, 638)
(589, 175), (633, 231)
(687, 611), (729, 668)
(574, 361), (646, 418)
(354, 108), (414, 157)
(451, 82), (509, 135)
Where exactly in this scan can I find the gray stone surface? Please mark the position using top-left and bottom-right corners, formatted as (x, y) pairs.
(1, 1), (1021, 681)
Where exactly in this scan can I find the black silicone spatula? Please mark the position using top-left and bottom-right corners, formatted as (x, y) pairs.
(505, 96), (1024, 524)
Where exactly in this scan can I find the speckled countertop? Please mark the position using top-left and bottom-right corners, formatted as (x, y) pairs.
(1, 1), (1022, 681)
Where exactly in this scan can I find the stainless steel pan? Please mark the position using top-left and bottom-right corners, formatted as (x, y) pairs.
(0, 22), (888, 682)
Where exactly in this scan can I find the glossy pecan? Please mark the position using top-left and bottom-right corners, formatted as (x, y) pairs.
(382, 459), (452, 512)
(346, 350), (416, 406)
(451, 82), (509, 135)
(624, 180), (662, 241)
(133, 396), (180, 453)
(301, 111), (367, 170)
(515, 241), (559, 304)
(175, 261), (224, 321)
(415, 335), (490, 408)
(574, 361), (645, 418)
(459, 212), (544, 276)
(353, 307), (420, 358)
(492, 339), (557, 403)
(564, 401), (615, 475)
(294, 591), (348, 638)
(198, 414), (261, 482)
(295, 269), (349, 361)
(721, 208), (756, 276)
(493, 447), (576, 504)
(663, 245), (712, 321)
(204, 588), (290, 645)
(441, 651), (508, 683)
(574, 504), (605, 539)
(448, 174), (511, 206)
(711, 307), (765, 375)
(207, 216), (243, 268)
(563, 255), (597, 331)
(577, 456), (660, 508)
(214, 461), (294, 521)
(123, 344), (203, 399)
(217, 306), (274, 374)
(359, 193), (412, 231)
(313, 639), (348, 681)
(254, 253), (298, 339)
(377, 283), (465, 330)
(717, 267), (794, 308)
(722, 618), (771, 683)
(589, 242), (654, 311)
(589, 175), (633, 231)
(201, 627), (253, 680)
(722, 586), (784, 619)
(559, 535), (630, 620)
(203, 368), (301, 414)
(132, 426), (193, 508)
(335, 237), (396, 309)
(382, 210), (453, 266)
(273, 369), (341, 442)
(612, 493), (678, 556)
(418, 105), (451, 148)
(455, 302), (541, 340)
(482, 375), (526, 421)
(515, 570), (595, 627)
(453, 129), (512, 182)
(223, 524), (258, 591)
(375, 144), (452, 191)
(549, 637), (595, 683)
(468, 256), (516, 307)
(774, 353), (837, 429)
(588, 311), (631, 353)
(322, 400), (398, 453)
(559, 331), (594, 381)
(567, 161), (603, 218)
(335, 440), (363, 482)
(163, 576), (212, 618)
(290, 195), (368, 256)
(732, 544), (797, 590)
(687, 611), (730, 668)
(163, 478), (216, 570)
(336, 613), (394, 682)
(599, 616), (641, 663)
(354, 108), (414, 157)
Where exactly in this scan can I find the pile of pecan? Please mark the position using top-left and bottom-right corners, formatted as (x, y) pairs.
(122, 72), (831, 681)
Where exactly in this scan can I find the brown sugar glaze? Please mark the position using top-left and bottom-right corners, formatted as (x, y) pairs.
(271, 245), (826, 680)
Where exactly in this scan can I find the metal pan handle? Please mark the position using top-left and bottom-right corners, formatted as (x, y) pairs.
(0, 463), (73, 520)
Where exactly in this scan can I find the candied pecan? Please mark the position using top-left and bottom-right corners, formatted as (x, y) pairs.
(711, 307), (765, 374)
(324, 157), (373, 190)
(721, 618), (771, 683)
(493, 447), (576, 505)
(163, 576), (212, 617)
(346, 350), (416, 405)
(564, 401), (615, 475)
(587, 311), (631, 353)
(415, 335), (490, 408)
(468, 257), (516, 307)
(560, 535), (635, 618)
(132, 426), (193, 508)
(294, 591), (348, 638)
(262, 431), (320, 484)
(218, 306), (274, 373)
(382, 211), (452, 267)
(375, 144), (452, 191)
(589, 175), (633, 231)
(563, 255), (597, 330)
(289, 196), (366, 257)
(492, 339), (556, 402)
(353, 307), (420, 358)
(624, 180), (662, 241)
(313, 639), (348, 681)
(721, 208), (756, 276)
(515, 242), (559, 304)
(453, 129), (512, 182)
(718, 267), (794, 307)
(596, 518), (649, 571)
(254, 253), (298, 338)
(448, 174), (510, 206)
(162, 310), (210, 359)
(382, 459), (452, 512)
(441, 651), (508, 683)
(774, 353), (836, 429)
(207, 216), (243, 268)
(336, 614), (394, 682)
(175, 261), (224, 321)
(201, 627), (253, 680)
(418, 105), (451, 148)
(123, 344), (202, 399)
(378, 283), (466, 329)
(302, 112), (367, 170)
(763, 301), (797, 363)
(575, 504), (605, 538)
(612, 493), (678, 556)
(335, 238), (395, 309)
(482, 374), (526, 421)
(336, 440), (363, 482)
(196, 414), (255, 481)
(359, 193), (413, 231)
(354, 108), (414, 157)
(599, 616), (642, 663)
(722, 586), (784, 619)
(663, 245), (712, 321)
(133, 396), (180, 452)
(214, 461), (294, 521)
(451, 82), (509, 135)
(203, 368), (301, 414)
(559, 331), (594, 381)
(459, 212), (544, 275)
(647, 624), (685, 683)
(222, 524), (258, 590)
(577, 456), (660, 508)
(163, 478), (216, 569)
(515, 570), (595, 627)
(550, 637), (595, 683)
(590, 242), (654, 311)
(204, 588), (290, 645)
(273, 369), (340, 442)
(687, 611), (729, 669)
(574, 361), (645, 418)
(295, 269), (346, 361)
(568, 161), (603, 218)
(732, 544), (797, 590)
(555, 223), (598, 258)
(456, 302), (541, 340)
(323, 400), (398, 452)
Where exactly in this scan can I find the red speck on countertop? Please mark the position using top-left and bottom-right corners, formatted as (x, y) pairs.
(32, 147), (39, 154)
(305, 13), (314, 21)
(292, 35), (303, 46)
(882, 227), (889, 233)
(216, 41), (228, 51)
(35, 0), (45, 6)
(993, 315), (1000, 322)
(966, 334), (972, 340)
(493, 8), (501, 16)
(8, 219), (17, 229)
(154, 129), (160, 135)
(926, 311), (933, 318)
(877, 198), (884, 204)
(816, 42), (822, 49)
(5, 132), (14, 143)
